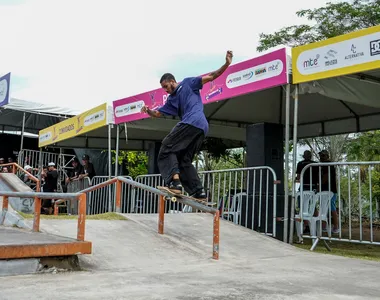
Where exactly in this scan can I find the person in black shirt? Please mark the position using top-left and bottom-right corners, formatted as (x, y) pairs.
(65, 157), (84, 183)
(79, 154), (96, 180)
(296, 150), (319, 191)
(41, 162), (58, 214)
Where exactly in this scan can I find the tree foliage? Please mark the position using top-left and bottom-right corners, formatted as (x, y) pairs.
(257, 0), (380, 52)
(111, 150), (148, 178)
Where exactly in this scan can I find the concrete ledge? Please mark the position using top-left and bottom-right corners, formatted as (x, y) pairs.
(0, 256), (81, 277)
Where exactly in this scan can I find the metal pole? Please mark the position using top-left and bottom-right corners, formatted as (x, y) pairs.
(283, 84), (290, 243)
(20, 112), (26, 152)
(115, 125), (119, 176)
(108, 124), (112, 212)
(38, 148), (43, 181)
(289, 84), (299, 245)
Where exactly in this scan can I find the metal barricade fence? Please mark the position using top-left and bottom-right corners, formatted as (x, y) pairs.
(18, 149), (75, 192)
(297, 161), (380, 249)
(66, 177), (91, 214)
(132, 167), (279, 237)
(89, 176), (133, 215)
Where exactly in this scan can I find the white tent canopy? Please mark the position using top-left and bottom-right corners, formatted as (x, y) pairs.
(0, 98), (79, 134)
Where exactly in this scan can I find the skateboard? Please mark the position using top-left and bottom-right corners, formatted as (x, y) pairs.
(157, 186), (216, 206)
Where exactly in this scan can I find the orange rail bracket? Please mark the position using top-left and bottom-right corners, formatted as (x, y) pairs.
(33, 196), (41, 232)
(158, 195), (165, 234)
(115, 179), (122, 213)
(213, 210), (220, 260)
(77, 193), (86, 241)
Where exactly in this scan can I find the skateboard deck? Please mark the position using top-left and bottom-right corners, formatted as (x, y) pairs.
(157, 186), (216, 206)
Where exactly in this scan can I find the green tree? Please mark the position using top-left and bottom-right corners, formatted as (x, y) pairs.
(111, 150), (148, 178)
(257, 0), (380, 52)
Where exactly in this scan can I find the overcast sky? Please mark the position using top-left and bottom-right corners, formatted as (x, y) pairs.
(1, 0), (331, 112)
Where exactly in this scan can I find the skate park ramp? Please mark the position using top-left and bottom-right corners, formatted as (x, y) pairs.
(0, 173), (34, 214)
(0, 213), (379, 299)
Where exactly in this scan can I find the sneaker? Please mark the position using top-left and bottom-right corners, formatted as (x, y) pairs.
(191, 189), (207, 200)
(169, 180), (183, 194)
(332, 228), (340, 234)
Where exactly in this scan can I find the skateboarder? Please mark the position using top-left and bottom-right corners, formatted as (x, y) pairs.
(141, 50), (233, 199)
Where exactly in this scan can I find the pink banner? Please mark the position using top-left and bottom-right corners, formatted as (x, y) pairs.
(113, 48), (288, 125)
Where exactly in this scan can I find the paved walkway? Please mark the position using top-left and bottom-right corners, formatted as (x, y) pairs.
(0, 213), (379, 299)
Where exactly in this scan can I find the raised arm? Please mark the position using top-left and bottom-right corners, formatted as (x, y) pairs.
(201, 50), (233, 85)
(141, 106), (162, 118)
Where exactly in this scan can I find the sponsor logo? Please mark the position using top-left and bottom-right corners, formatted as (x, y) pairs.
(227, 76), (242, 83)
(345, 44), (364, 60)
(0, 79), (8, 103)
(254, 67), (266, 75)
(59, 124), (75, 135)
(242, 71), (253, 80)
(324, 49), (338, 67)
(84, 110), (105, 127)
(303, 54), (320, 69)
(370, 39), (380, 56)
(115, 100), (145, 117)
(39, 132), (52, 143)
(225, 59), (283, 88)
(268, 62), (280, 72)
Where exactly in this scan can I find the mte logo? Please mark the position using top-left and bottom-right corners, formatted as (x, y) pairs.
(242, 71), (253, 80)
(268, 62), (280, 72)
(255, 67), (266, 75)
(303, 54), (320, 68)
(370, 39), (380, 56)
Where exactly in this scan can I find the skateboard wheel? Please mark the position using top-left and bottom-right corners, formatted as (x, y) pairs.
(171, 197), (177, 202)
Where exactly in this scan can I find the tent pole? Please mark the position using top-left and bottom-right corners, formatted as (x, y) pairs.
(108, 124), (112, 212)
(38, 148), (43, 182)
(283, 84), (290, 243)
(289, 84), (299, 245)
(20, 112), (26, 153)
(115, 125), (119, 176)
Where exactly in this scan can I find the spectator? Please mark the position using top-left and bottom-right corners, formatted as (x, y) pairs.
(41, 162), (58, 214)
(318, 150), (339, 234)
(65, 157), (84, 184)
(0, 157), (4, 166)
(1, 166), (8, 173)
(296, 150), (319, 191)
(79, 154), (96, 180)
(7, 157), (13, 172)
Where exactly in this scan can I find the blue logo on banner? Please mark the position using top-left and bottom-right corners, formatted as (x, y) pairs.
(0, 72), (11, 107)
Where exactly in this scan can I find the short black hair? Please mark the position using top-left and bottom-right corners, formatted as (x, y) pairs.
(160, 73), (176, 83)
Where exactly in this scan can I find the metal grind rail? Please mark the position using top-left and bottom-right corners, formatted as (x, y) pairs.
(1, 176), (221, 260)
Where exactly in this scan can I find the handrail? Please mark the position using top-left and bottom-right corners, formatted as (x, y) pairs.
(1, 176), (221, 260)
(0, 162), (41, 192)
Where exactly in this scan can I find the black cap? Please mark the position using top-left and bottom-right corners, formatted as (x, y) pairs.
(82, 154), (89, 160)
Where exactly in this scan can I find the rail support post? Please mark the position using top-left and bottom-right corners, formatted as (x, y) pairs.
(116, 179), (122, 213)
(77, 193), (86, 241)
(33, 196), (41, 232)
(213, 210), (220, 260)
(158, 195), (165, 234)
(0, 196), (9, 225)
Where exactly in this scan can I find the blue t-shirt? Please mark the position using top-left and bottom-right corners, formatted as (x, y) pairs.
(158, 77), (209, 135)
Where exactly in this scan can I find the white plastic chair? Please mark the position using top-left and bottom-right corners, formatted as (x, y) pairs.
(222, 192), (246, 224)
(295, 191), (317, 242)
(312, 191), (334, 236)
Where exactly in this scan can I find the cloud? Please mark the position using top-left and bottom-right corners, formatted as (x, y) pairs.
(1, 0), (330, 112)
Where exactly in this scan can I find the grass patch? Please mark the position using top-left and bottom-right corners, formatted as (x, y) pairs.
(294, 239), (380, 262)
(18, 212), (127, 221)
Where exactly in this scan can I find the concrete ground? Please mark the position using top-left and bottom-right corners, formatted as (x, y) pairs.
(0, 213), (379, 299)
